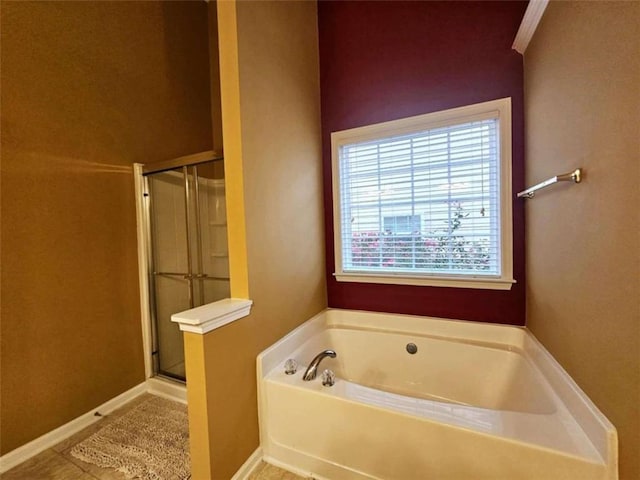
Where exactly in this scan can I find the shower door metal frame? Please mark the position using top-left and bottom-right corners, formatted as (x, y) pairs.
(142, 149), (223, 175)
(136, 150), (225, 383)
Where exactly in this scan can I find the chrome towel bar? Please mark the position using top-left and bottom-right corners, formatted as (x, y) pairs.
(517, 168), (582, 199)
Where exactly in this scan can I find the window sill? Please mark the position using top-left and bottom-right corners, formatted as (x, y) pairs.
(334, 273), (515, 290)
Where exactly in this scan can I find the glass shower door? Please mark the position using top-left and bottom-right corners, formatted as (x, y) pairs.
(146, 161), (229, 382)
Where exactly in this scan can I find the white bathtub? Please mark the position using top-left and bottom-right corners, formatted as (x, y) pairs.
(257, 309), (617, 480)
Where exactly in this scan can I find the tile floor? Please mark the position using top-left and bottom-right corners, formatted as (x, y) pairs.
(248, 462), (305, 480)
(1, 393), (305, 480)
(1, 394), (154, 480)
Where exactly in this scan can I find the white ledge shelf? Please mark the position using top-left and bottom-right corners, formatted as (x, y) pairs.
(171, 298), (253, 335)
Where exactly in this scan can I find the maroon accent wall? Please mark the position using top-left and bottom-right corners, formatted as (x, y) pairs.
(318, 1), (528, 325)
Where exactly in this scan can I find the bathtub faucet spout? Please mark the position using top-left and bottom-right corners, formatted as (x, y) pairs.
(302, 350), (337, 381)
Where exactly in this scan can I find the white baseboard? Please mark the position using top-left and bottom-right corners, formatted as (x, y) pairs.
(262, 455), (329, 480)
(231, 447), (263, 480)
(0, 378), (239, 476)
(0, 382), (147, 473)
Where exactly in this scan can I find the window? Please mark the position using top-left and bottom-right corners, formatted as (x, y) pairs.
(331, 98), (514, 290)
(383, 215), (421, 235)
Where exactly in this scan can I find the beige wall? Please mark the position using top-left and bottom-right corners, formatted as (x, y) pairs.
(524, 2), (639, 479)
(205, 1), (327, 477)
(0, 1), (212, 454)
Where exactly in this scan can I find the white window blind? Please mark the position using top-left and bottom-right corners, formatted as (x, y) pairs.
(332, 99), (513, 289)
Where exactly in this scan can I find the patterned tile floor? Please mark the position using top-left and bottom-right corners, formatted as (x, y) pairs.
(1, 393), (305, 480)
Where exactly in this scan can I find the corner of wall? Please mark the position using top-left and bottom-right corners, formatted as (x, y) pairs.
(216, 0), (249, 300)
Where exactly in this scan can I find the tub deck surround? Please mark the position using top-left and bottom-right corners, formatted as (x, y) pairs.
(257, 309), (617, 480)
(171, 298), (253, 334)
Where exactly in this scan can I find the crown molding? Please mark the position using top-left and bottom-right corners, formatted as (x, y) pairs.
(512, 0), (549, 54)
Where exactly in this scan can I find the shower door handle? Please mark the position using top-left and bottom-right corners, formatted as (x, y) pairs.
(153, 272), (210, 280)
(153, 271), (191, 279)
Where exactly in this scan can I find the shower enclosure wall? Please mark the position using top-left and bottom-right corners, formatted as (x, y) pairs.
(136, 153), (229, 382)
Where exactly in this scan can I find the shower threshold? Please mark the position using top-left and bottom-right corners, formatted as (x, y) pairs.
(147, 376), (188, 404)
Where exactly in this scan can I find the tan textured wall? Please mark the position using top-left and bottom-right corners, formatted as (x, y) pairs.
(524, 2), (639, 479)
(208, 2), (224, 155)
(206, 1), (326, 477)
(0, 1), (212, 454)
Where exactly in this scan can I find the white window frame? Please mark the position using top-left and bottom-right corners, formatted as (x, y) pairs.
(331, 98), (514, 290)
